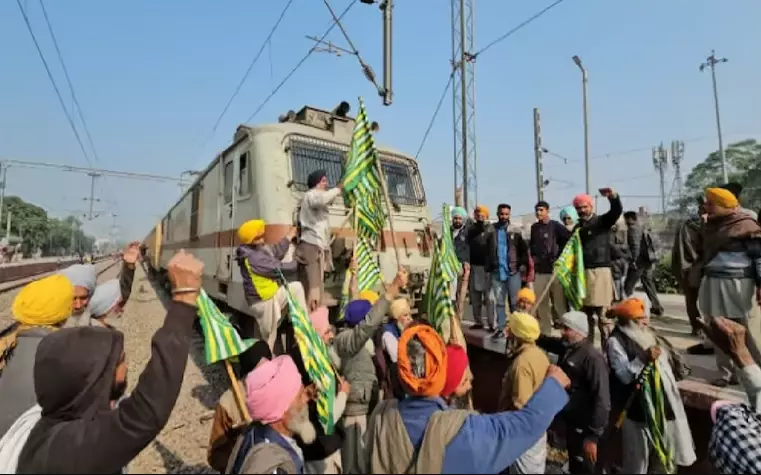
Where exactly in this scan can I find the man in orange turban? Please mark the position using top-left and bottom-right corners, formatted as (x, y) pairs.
(468, 204), (496, 333)
(362, 323), (572, 474)
(605, 298), (696, 472)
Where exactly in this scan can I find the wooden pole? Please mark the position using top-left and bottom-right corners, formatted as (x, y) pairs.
(224, 359), (251, 423)
(456, 265), (470, 321)
(374, 161), (402, 269)
(530, 271), (558, 318)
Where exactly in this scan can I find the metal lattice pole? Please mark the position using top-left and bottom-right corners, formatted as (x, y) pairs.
(451, 0), (477, 211)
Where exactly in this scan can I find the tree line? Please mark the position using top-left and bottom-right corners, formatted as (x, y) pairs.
(1, 196), (95, 256)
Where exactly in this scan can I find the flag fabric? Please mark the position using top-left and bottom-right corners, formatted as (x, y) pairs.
(337, 219), (383, 321)
(342, 97), (386, 241)
(438, 204), (462, 282)
(277, 271), (337, 434)
(196, 289), (255, 365)
(424, 236), (457, 334)
(553, 229), (586, 310)
(641, 361), (676, 473)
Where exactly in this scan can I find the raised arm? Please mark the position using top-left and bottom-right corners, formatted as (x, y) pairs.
(599, 190), (623, 229)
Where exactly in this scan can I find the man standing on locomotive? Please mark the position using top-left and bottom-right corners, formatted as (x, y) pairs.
(296, 170), (343, 312)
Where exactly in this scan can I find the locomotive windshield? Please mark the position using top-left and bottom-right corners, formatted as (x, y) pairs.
(287, 134), (426, 207)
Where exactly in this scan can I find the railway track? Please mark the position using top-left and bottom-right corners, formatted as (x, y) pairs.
(0, 257), (116, 295)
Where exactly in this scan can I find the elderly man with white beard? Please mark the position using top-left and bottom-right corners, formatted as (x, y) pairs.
(606, 298), (696, 474)
(227, 355), (316, 474)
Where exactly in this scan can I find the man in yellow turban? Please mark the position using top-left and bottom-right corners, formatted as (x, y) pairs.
(235, 219), (307, 350)
(498, 311), (551, 473)
(0, 275), (74, 436)
(698, 185), (761, 387)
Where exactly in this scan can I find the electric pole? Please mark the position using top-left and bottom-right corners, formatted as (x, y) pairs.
(451, 0), (478, 210)
(83, 172), (101, 220)
(533, 108), (545, 202)
(671, 140), (685, 204)
(700, 50), (729, 183)
(0, 163), (7, 233)
(653, 143), (669, 215)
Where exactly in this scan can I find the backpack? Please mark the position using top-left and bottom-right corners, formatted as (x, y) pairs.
(642, 230), (659, 264)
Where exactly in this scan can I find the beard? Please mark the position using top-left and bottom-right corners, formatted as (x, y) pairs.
(286, 405), (317, 444)
(619, 320), (657, 350)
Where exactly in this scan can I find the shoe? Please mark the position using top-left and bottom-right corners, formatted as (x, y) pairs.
(687, 343), (714, 355)
(488, 326), (496, 334)
(651, 308), (664, 317)
(490, 330), (505, 341)
(471, 323), (484, 331)
(712, 376), (739, 387)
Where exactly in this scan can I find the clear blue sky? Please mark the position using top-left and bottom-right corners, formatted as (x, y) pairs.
(1, 0), (760, 240)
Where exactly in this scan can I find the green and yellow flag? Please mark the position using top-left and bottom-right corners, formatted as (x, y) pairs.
(424, 239), (457, 334)
(338, 233), (382, 321)
(278, 271), (337, 434)
(197, 290), (255, 364)
(641, 362), (675, 473)
(342, 97), (386, 241)
(553, 229), (586, 310)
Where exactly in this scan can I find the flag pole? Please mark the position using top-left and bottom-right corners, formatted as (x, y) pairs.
(224, 359), (251, 423)
(531, 271), (558, 318)
(374, 161), (402, 269)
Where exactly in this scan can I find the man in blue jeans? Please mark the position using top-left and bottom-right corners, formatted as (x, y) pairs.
(491, 204), (532, 340)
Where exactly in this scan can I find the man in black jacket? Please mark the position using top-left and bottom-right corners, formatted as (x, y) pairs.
(531, 200), (571, 335)
(536, 310), (610, 474)
(573, 187), (623, 344)
(623, 211), (664, 315)
(17, 250), (202, 474)
(467, 205), (496, 331)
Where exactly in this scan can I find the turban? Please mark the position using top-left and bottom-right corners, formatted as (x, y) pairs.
(59, 264), (97, 294)
(398, 324), (447, 397)
(705, 187), (739, 209)
(610, 298), (646, 320)
(573, 193), (594, 208)
(390, 298), (411, 320)
(307, 170), (327, 189)
(508, 312), (541, 342)
(516, 287), (536, 305)
(359, 290), (379, 305)
(309, 306), (330, 336)
(709, 403), (761, 474)
(344, 300), (372, 327)
(474, 204), (489, 217)
(451, 207), (467, 219)
(560, 310), (589, 337)
(238, 219), (265, 245)
(245, 355), (302, 424)
(559, 206), (579, 223)
(441, 344), (469, 398)
(88, 279), (122, 318)
(13, 275), (74, 326)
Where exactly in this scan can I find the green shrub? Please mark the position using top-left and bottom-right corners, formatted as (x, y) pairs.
(653, 253), (679, 294)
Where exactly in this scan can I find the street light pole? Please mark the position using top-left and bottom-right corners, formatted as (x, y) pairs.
(573, 55), (590, 194)
(700, 50), (729, 183)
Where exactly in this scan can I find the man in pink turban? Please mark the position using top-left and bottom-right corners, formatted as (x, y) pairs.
(227, 355), (315, 474)
(572, 187), (623, 347)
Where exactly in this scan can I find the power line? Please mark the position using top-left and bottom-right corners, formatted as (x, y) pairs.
(473, 0), (568, 58)
(1, 158), (190, 183)
(38, 0), (100, 163)
(414, 72), (454, 160)
(206, 0), (296, 140)
(15, 0), (93, 167)
(245, 0), (358, 123)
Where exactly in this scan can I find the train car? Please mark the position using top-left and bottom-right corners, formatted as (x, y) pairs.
(145, 103), (433, 317)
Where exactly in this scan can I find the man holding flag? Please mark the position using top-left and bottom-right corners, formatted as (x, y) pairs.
(572, 187), (623, 344)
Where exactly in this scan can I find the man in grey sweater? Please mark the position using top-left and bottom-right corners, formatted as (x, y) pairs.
(296, 170), (343, 312)
(334, 268), (409, 474)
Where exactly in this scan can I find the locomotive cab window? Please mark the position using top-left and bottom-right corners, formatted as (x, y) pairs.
(190, 186), (201, 241)
(286, 134), (426, 207)
(238, 152), (251, 198)
(223, 160), (234, 204)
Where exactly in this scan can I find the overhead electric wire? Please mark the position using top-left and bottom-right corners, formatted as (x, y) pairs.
(15, 0), (93, 167)
(207, 0), (296, 138)
(415, 72), (454, 160)
(245, 0), (358, 123)
(38, 0), (100, 163)
(473, 0), (568, 58)
(321, 0), (382, 94)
